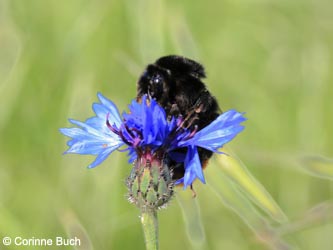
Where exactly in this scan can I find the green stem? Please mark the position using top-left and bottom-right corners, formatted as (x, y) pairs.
(141, 210), (159, 250)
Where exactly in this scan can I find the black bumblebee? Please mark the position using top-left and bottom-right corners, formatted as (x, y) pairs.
(137, 55), (220, 182)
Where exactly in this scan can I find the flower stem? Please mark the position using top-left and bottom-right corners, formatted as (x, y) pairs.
(141, 210), (159, 250)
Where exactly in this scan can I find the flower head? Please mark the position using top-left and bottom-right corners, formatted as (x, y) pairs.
(60, 93), (246, 191)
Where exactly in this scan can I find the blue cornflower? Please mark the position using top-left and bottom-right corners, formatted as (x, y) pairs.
(60, 93), (246, 189)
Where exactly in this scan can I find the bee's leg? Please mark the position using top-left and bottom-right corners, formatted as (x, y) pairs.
(169, 103), (180, 119)
(195, 90), (220, 113)
(177, 108), (196, 129)
(190, 184), (197, 198)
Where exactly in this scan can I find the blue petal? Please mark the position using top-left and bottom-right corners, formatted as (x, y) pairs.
(60, 127), (88, 138)
(175, 177), (184, 185)
(85, 116), (112, 135)
(142, 96), (155, 144)
(124, 96), (171, 150)
(179, 110), (246, 152)
(65, 139), (115, 155)
(88, 147), (115, 168)
(127, 148), (137, 163)
(97, 92), (122, 126)
(183, 146), (205, 189)
(59, 93), (125, 168)
(127, 99), (143, 118)
(68, 119), (110, 139)
(60, 126), (124, 155)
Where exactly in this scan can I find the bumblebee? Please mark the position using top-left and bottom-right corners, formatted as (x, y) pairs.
(137, 55), (220, 181)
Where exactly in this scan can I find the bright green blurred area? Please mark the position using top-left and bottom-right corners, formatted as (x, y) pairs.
(1, 0), (333, 249)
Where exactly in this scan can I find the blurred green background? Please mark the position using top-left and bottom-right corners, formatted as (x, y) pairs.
(1, 0), (333, 249)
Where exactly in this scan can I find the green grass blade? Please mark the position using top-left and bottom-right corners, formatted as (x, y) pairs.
(300, 156), (333, 181)
(278, 201), (333, 236)
(176, 189), (206, 248)
(60, 210), (94, 250)
(206, 165), (294, 250)
(0, 206), (25, 236)
(125, 0), (166, 63)
(216, 146), (288, 223)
